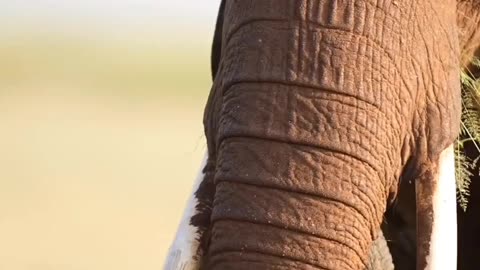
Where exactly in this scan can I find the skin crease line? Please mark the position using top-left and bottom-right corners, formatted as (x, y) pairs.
(164, 152), (207, 270)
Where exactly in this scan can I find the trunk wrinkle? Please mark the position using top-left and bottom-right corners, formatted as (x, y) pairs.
(218, 135), (381, 176)
(213, 179), (373, 239)
(222, 80), (380, 109)
(209, 217), (366, 262)
(208, 250), (351, 270)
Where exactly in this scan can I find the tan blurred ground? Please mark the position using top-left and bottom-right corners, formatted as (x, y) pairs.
(0, 30), (211, 269)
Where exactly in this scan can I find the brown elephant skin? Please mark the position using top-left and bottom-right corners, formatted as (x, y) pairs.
(188, 1), (480, 269)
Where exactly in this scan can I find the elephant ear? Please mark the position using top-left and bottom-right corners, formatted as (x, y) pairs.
(211, 0), (225, 80)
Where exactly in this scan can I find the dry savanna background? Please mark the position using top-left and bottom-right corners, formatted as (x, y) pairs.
(0, 1), (220, 269)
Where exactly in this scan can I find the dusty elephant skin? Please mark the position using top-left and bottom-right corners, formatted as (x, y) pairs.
(183, 1), (480, 270)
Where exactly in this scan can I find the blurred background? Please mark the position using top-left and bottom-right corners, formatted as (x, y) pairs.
(0, 1), (220, 269)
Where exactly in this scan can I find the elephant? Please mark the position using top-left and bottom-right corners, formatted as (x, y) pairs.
(165, 1), (480, 269)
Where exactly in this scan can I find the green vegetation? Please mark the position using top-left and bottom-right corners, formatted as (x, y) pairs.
(457, 59), (480, 211)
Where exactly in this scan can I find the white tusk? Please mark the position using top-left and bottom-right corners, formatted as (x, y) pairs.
(416, 144), (457, 270)
(164, 152), (208, 270)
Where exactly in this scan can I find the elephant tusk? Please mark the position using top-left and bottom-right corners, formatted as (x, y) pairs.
(164, 152), (208, 270)
(416, 144), (457, 270)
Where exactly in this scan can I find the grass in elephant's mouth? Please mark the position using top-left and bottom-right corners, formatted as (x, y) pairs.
(456, 58), (480, 211)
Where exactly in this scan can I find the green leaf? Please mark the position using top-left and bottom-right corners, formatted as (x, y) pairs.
(456, 60), (480, 211)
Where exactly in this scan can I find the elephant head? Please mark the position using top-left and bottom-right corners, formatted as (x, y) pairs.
(166, 1), (480, 269)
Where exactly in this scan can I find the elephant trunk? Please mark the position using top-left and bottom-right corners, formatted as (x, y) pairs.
(202, 1), (399, 269)
(203, 1), (394, 263)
